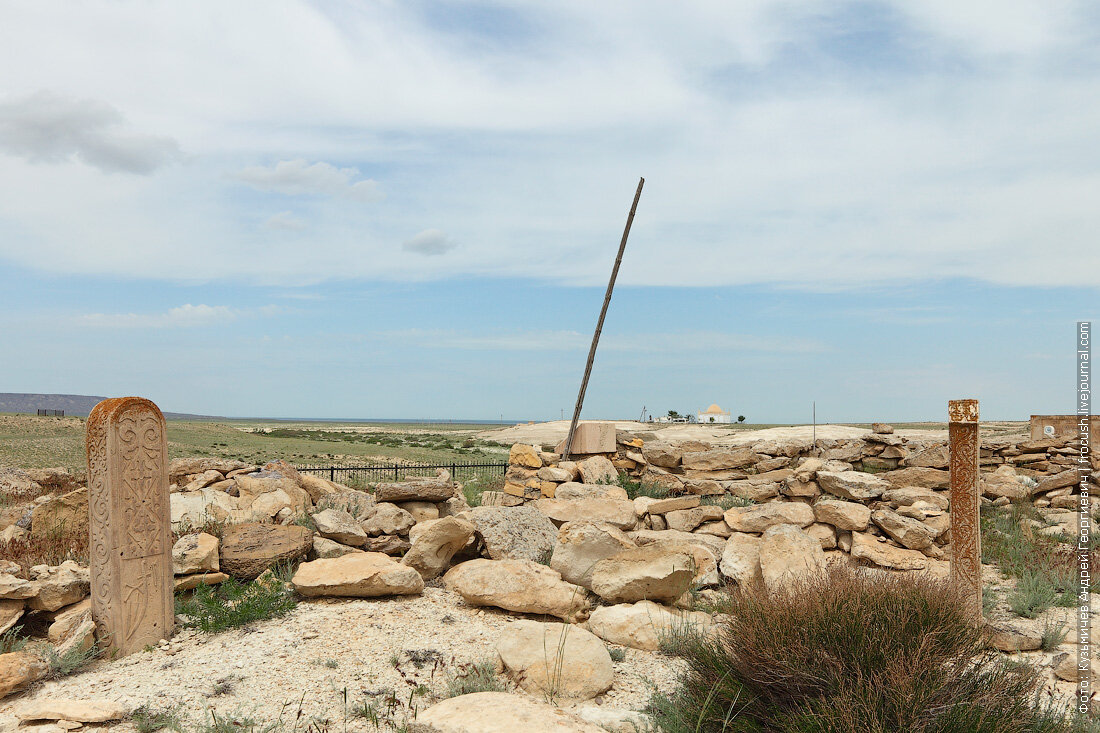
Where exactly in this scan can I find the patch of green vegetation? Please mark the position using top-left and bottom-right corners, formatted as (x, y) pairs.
(0, 625), (28, 653)
(618, 473), (669, 500)
(175, 575), (297, 634)
(460, 473), (503, 507)
(132, 704), (185, 733)
(1040, 617), (1070, 652)
(44, 638), (102, 679)
(444, 660), (509, 698)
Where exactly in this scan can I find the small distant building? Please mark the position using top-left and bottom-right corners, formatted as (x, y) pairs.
(1029, 414), (1098, 451)
(697, 403), (731, 424)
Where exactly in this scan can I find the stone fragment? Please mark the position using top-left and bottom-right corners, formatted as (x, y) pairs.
(903, 444), (949, 468)
(758, 524), (826, 592)
(366, 535), (411, 555)
(554, 482), (629, 502)
(28, 561), (89, 612)
(496, 621), (613, 700)
(538, 466), (574, 483)
(681, 448), (756, 471)
(0, 467), (43, 499)
(411, 691), (606, 732)
(0, 573), (37, 600)
(312, 508), (369, 547)
(0, 651), (49, 699)
(219, 523), (312, 580)
(0, 600), (23, 635)
(646, 495), (700, 514)
(310, 535), (365, 559)
(871, 509), (937, 550)
(817, 471), (888, 501)
(642, 442), (681, 468)
(850, 532), (928, 570)
(575, 456), (617, 484)
(443, 559), (591, 622)
(723, 503), (814, 533)
(588, 546), (695, 604)
(173, 572), (229, 591)
(509, 443), (544, 468)
(46, 598), (91, 644)
(557, 423), (617, 455)
(987, 624), (1042, 652)
(402, 517), (476, 579)
(297, 474), (346, 503)
(981, 465), (1029, 501)
(586, 600), (713, 651)
(375, 472), (455, 503)
(534, 498), (637, 531)
(292, 553), (424, 597)
(883, 467), (950, 489)
(812, 499), (870, 531)
(172, 532), (220, 575)
(30, 488), (88, 539)
(361, 503), (416, 536)
(463, 505), (557, 562)
(663, 505), (724, 533)
(549, 521), (637, 588)
(17, 699), (129, 723)
(882, 487), (950, 510)
(316, 489), (376, 520)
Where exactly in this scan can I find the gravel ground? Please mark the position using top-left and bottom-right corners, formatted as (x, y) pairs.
(0, 586), (684, 732)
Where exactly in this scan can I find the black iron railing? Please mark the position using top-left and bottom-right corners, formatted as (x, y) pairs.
(296, 461), (507, 485)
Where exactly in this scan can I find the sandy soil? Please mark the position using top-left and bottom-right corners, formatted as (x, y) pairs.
(0, 586), (682, 733)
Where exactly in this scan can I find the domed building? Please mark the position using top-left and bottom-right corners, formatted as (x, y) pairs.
(697, 403), (731, 423)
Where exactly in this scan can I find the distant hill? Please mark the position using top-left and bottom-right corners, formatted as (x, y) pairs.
(0, 393), (217, 420)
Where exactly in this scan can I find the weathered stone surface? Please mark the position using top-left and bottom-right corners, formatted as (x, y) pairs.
(535, 498), (637, 531)
(0, 467), (42, 499)
(0, 651), (49, 699)
(402, 517), (476, 579)
(883, 467), (950, 489)
(723, 503), (814, 533)
(903, 444), (949, 468)
(642, 442), (681, 468)
(586, 600), (713, 651)
(696, 520), (732, 537)
(538, 466), (574, 483)
(375, 472), (455, 503)
(219, 523), (313, 580)
(316, 489), (376, 520)
(681, 448), (756, 471)
(981, 465), (1029, 501)
(550, 521), (637, 588)
(758, 524), (826, 592)
(882, 487), (949, 510)
(629, 528), (727, 556)
(169, 457), (253, 484)
(292, 553), (424, 597)
(663, 505), (723, 533)
(806, 522), (837, 549)
(169, 488), (247, 530)
(17, 699), (129, 723)
(28, 561), (89, 612)
(30, 487), (88, 538)
(0, 600), (23, 635)
(987, 624), (1042, 652)
(554, 482), (629, 502)
(557, 423), (617, 456)
(871, 422), (894, 434)
(588, 546), (694, 603)
(397, 501), (440, 523)
(646, 495), (699, 514)
(310, 536), (364, 559)
(172, 532), (220, 575)
(86, 397), (173, 656)
(817, 471), (888, 501)
(410, 692), (606, 733)
(812, 499), (871, 531)
(173, 572), (229, 591)
(497, 621), (613, 700)
(464, 505), (557, 562)
(0, 573), (37, 600)
(509, 444), (544, 469)
(312, 508), (369, 547)
(361, 503), (416, 536)
(871, 509), (937, 550)
(1054, 652), (1100, 684)
(850, 532), (928, 570)
(443, 559), (591, 622)
(366, 535), (411, 555)
(297, 474), (346, 503)
(575, 456), (617, 485)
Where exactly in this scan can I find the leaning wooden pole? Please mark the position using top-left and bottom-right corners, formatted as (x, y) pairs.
(562, 177), (644, 460)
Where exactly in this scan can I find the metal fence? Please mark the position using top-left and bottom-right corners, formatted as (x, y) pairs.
(36, 409), (64, 416)
(296, 461), (507, 486)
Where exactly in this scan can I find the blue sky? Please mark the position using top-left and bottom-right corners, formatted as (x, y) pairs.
(0, 1), (1097, 421)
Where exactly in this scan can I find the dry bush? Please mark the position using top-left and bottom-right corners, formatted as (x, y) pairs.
(2, 527), (89, 574)
(649, 563), (1082, 733)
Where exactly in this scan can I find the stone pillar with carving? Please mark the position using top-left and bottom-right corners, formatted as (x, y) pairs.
(86, 397), (173, 656)
(948, 398), (982, 622)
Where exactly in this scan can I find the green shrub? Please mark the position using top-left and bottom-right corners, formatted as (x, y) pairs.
(445, 660), (508, 697)
(649, 564), (1077, 733)
(131, 704), (184, 733)
(175, 575), (297, 633)
(618, 473), (669, 500)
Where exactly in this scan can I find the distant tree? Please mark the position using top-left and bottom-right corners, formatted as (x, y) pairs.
(667, 410), (681, 419)
(737, 415), (746, 423)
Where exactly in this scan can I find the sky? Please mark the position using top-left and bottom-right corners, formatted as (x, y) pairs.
(0, 1), (1097, 422)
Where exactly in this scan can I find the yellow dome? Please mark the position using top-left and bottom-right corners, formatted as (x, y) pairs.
(702, 403), (727, 414)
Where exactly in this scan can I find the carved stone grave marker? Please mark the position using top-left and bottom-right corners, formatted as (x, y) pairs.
(86, 397), (173, 655)
(948, 398), (982, 622)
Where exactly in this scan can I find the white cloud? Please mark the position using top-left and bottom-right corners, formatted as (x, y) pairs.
(402, 229), (455, 256)
(0, 91), (180, 174)
(264, 211), (307, 231)
(76, 303), (278, 328)
(234, 159), (382, 202)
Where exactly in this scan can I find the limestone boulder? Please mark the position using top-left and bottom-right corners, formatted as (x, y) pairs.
(0, 467), (42, 499)
(557, 423), (617, 455)
(310, 536), (365, 559)
(554, 483), (629, 502)
(443, 559), (591, 622)
(588, 546), (695, 604)
(534, 498), (636, 531)
(537, 466), (574, 483)
(681, 448), (756, 471)
(316, 489), (376, 521)
(882, 487), (949, 510)
(172, 532), (220, 575)
(170, 488), (248, 530)
(0, 573), (37, 600)
(496, 621), (613, 700)
(817, 471), (888, 501)
(361, 503), (416, 536)
(402, 517), (477, 579)
(758, 524), (826, 592)
(24, 467), (79, 494)
(169, 457), (254, 485)
(642, 442), (681, 468)
(219, 523), (313, 580)
(850, 532), (929, 570)
(0, 651), (49, 699)
(586, 600), (714, 651)
(903, 444), (949, 468)
(30, 488), (88, 538)
(181, 469), (225, 492)
(723, 503), (814, 533)
(576, 456), (617, 485)
(549, 521), (637, 588)
(0, 600), (23, 635)
(292, 553), (424, 597)
(812, 499), (870, 531)
(410, 691), (606, 732)
(28, 561), (89, 612)
(312, 508), (369, 547)
(463, 505), (557, 562)
(509, 444), (543, 469)
(367, 535), (411, 556)
(663, 505), (724, 533)
(719, 533), (764, 586)
(235, 468), (311, 518)
(17, 699), (129, 723)
(574, 708), (657, 733)
(882, 467), (949, 489)
(376, 472), (456, 503)
(871, 509), (937, 550)
(646, 496), (699, 514)
(398, 501), (440, 523)
(982, 465), (1029, 501)
(174, 572), (229, 591)
(298, 474), (347, 503)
